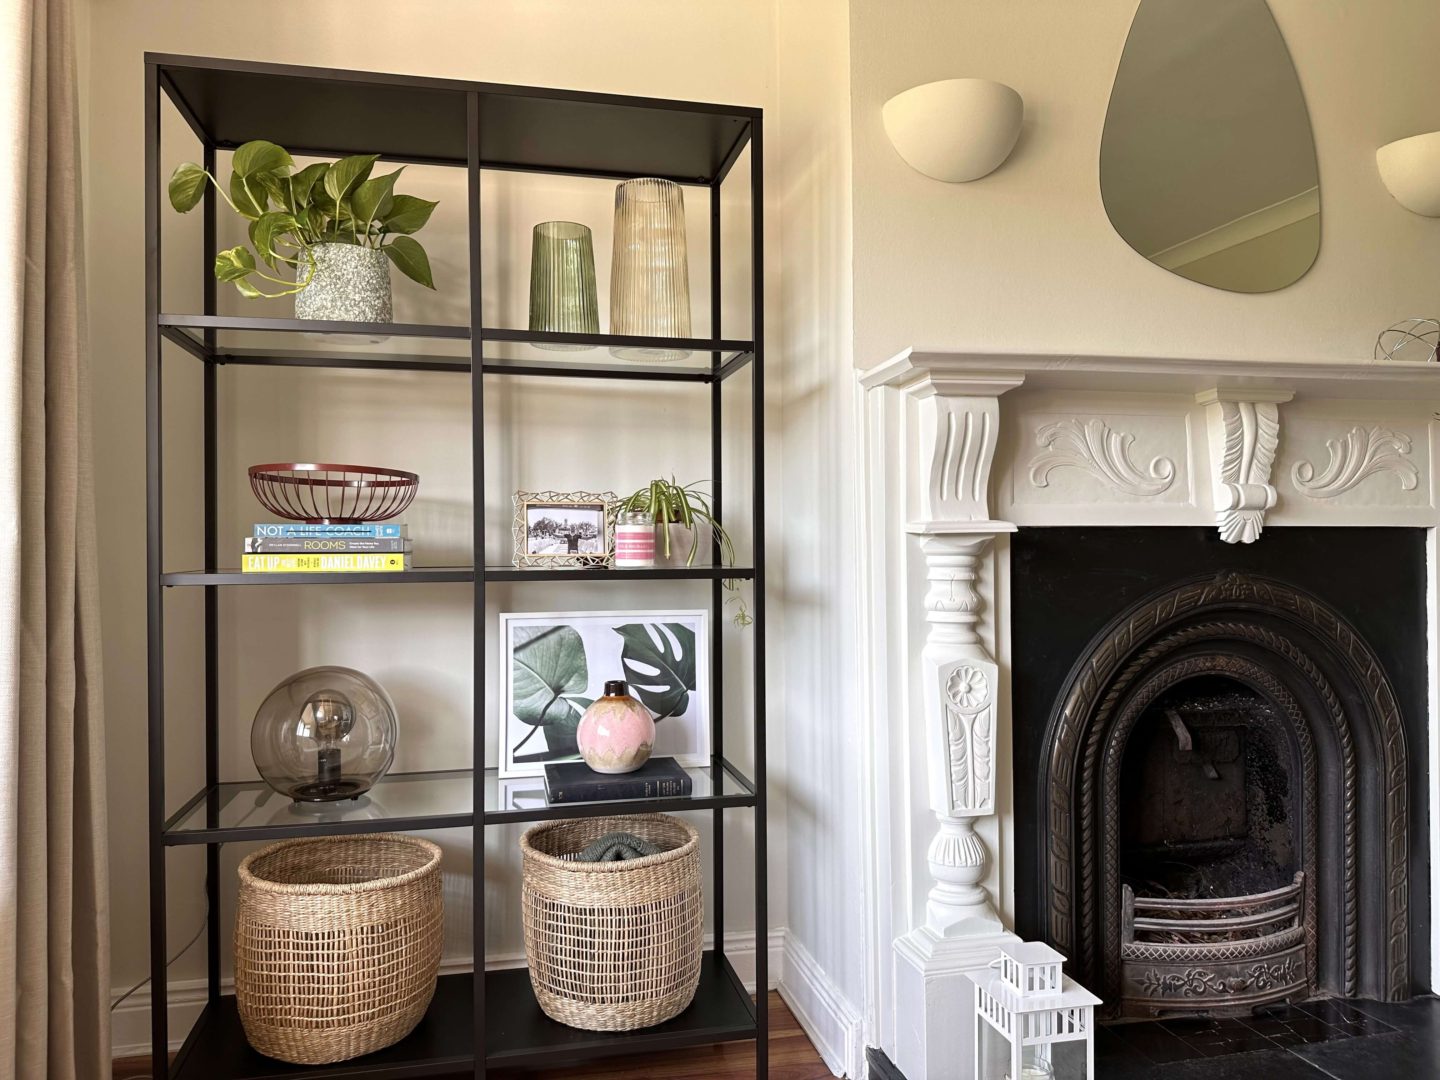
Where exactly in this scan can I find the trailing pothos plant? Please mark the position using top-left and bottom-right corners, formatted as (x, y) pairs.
(621, 478), (752, 627)
(167, 140), (438, 298)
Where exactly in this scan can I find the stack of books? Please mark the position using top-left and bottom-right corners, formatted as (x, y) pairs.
(543, 757), (692, 804)
(242, 522), (412, 574)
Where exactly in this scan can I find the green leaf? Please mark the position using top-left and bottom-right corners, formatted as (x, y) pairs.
(256, 171), (290, 211)
(252, 212), (298, 269)
(322, 153), (379, 203)
(510, 625), (588, 730)
(229, 172), (267, 219)
(296, 205), (328, 238)
(351, 167), (404, 233)
(384, 235), (434, 288)
(614, 622), (697, 720)
(213, 246), (255, 283)
(380, 193), (437, 235)
(233, 278), (264, 299)
(513, 701), (587, 762)
(288, 162), (329, 209)
(232, 140), (292, 179)
(167, 162), (208, 213)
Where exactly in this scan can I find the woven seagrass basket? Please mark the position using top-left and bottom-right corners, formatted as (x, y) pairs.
(234, 833), (444, 1065)
(521, 814), (703, 1031)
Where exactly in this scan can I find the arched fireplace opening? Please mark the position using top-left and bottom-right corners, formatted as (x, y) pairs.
(1119, 675), (1300, 904)
(1115, 673), (1314, 1016)
(1038, 571), (1409, 1018)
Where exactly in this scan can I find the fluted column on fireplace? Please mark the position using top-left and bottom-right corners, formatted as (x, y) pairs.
(860, 352), (1025, 1079)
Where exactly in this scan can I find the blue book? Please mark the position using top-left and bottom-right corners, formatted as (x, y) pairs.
(253, 523), (407, 538)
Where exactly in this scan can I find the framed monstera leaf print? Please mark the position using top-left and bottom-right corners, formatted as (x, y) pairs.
(498, 610), (710, 777)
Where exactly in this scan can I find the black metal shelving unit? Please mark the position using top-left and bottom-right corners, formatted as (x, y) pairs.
(144, 54), (766, 1079)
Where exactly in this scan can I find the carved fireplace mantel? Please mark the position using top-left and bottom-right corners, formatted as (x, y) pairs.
(857, 348), (1440, 1080)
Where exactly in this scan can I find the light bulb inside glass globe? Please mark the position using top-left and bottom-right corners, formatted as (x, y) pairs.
(251, 666), (398, 803)
(300, 689), (356, 797)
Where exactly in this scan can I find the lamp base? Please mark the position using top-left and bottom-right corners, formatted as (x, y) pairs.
(288, 778), (372, 802)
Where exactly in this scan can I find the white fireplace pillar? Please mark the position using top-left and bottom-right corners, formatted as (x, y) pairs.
(861, 354), (1024, 1080)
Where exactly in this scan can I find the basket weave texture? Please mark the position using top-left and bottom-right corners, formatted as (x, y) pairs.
(521, 814), (703, 1031)
(234, 834), (444, 1065)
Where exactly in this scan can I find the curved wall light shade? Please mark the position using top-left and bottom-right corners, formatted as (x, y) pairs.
(1377, 132), (1440, 216)
(882, 78), (1024, 182)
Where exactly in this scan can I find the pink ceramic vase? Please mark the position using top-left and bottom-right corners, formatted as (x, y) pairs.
(576, 680), (656, 774)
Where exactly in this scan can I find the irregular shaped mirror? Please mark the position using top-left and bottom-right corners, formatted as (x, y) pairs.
(1101, 0), (1319, 293)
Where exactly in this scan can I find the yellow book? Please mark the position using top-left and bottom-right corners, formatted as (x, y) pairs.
(241, 553), (410, 573)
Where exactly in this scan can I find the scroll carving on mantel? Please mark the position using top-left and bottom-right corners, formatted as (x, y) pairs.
(1197, 389), (1292, 544)
(1292, 426), (1419, 498)
(1029, 417), (1177, 496)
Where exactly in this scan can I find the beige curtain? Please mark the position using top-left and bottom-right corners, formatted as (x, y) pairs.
(0, 0), (110, 1076)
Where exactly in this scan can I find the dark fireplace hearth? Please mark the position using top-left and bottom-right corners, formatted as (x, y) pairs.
(1010, 527), (1430, 1018)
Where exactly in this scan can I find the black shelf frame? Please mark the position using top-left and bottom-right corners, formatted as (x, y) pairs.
(144, 54), (766, 1079)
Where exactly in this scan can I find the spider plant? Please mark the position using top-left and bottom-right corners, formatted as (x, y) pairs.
(622, 478), (751, 627)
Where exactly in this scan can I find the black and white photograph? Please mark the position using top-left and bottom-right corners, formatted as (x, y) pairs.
(524, 502), (605, 556)
(511, 489), (616, 567)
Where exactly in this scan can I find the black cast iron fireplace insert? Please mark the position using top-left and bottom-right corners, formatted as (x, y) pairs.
(1010, 527), (1429, 1019)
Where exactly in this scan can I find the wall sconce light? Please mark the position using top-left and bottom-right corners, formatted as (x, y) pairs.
(882, 78), (1024, 183)
(1377, 132), (1440, 216)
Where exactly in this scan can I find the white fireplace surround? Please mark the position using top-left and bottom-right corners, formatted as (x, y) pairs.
(855, 349), (1440, 1080)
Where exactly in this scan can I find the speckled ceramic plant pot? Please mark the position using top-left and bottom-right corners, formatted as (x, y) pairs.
(576, 681), (655, 774)
(295, 243), (393, 324)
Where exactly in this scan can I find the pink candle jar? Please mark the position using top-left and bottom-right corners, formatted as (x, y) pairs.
(576, 680), (656, 774)
(614, 509), (656, 568)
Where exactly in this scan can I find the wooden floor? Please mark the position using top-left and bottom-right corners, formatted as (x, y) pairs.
(113, 992), (832, 1080)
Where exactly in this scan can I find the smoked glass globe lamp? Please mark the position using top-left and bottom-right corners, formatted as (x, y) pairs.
(251, 666), (398, 802)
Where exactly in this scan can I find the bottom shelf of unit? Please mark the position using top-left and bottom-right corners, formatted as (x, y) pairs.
(169, 953), (757, 1079)
(170, 972), (474, 1080)
(485, 952), (758, 1068)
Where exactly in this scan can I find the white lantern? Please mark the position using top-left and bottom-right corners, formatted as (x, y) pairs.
(971, 942), (1100, 1080)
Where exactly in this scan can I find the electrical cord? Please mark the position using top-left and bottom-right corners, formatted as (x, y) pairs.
(109, 916), (209, 1013)
(110, 896), (211, 1079)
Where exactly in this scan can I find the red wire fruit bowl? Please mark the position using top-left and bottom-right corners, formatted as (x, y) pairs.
(248, 463), (419, 524)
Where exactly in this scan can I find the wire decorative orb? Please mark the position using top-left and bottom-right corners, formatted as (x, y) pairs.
(1375, 318), (1440, 363)
(248, 463), (419, 524)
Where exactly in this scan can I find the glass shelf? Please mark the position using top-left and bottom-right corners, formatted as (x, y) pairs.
(484, 760), (754, 825)
(160, 566), (753, 586)
(481, 332), (753, 382)
(484, 565), (753, 582)
(158, 314), (471, 370)
(157, 315), (756, 381)
(163, 769), (475, 844)
(163, 761), (756, 843)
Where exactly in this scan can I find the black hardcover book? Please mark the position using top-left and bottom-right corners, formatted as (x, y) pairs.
(543, 757), (693, 803)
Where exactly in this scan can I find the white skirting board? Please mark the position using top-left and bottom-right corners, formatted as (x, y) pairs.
(776, 933), (865, 1078)
(111, 928), (805, 1060)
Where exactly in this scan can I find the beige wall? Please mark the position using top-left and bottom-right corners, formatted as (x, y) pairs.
(82, 0), (783, 1050)
(776, 0), (866, 1067)
(848, 0), (1440, 366)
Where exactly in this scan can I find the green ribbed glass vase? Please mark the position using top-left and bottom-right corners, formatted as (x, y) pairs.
(528, 221), (599, 351)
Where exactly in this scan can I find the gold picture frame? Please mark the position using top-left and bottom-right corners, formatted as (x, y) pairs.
(512, 490), (617, 568)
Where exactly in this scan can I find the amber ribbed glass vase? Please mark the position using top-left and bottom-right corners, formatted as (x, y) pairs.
(609, 178), (692, 361)
(528, 221), (599, 351)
